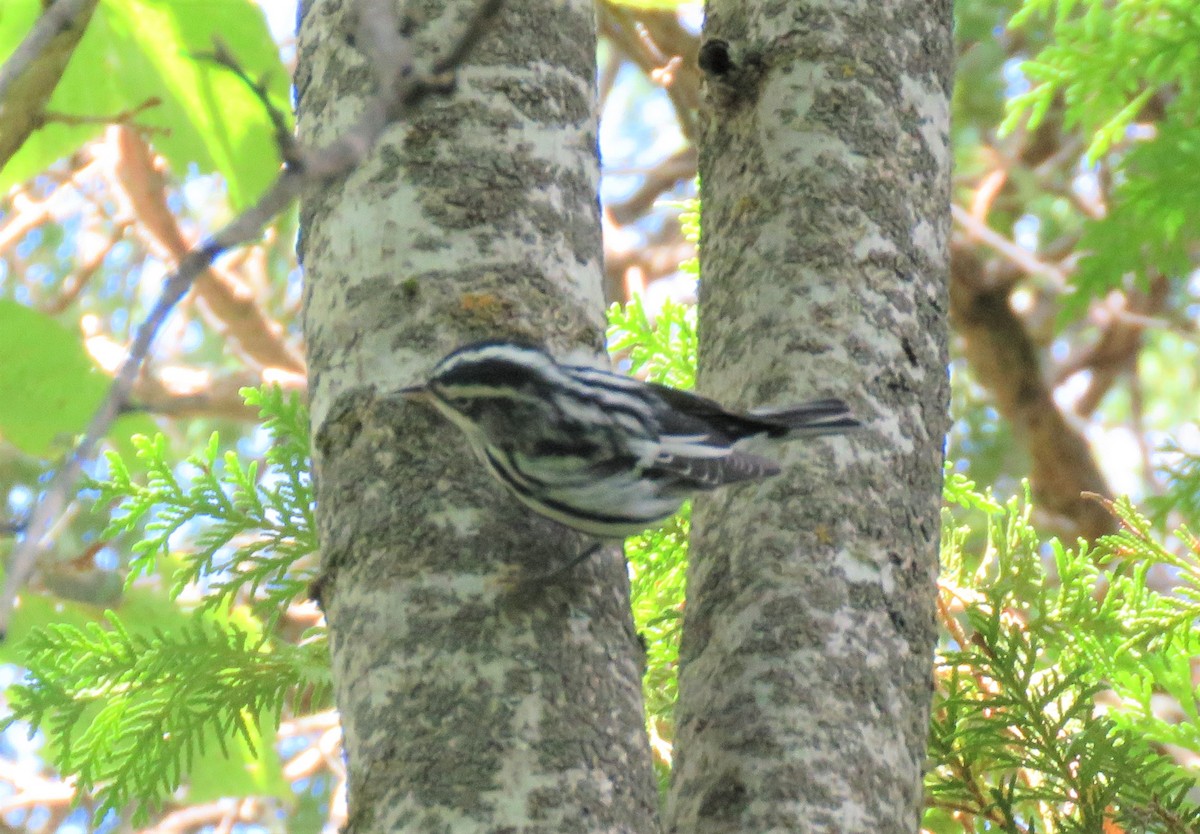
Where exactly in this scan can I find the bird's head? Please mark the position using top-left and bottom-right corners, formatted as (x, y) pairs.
(402, 341), (561, 437)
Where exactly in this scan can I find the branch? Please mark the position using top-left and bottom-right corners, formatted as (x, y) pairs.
(131, 366), (306, 420)
(107, 126), (306, 373)
(951, 204), (1068, 291)
(0, 759), (75, 815)
(0, 0), (100, 168)
(606, 146), (697, 225)
(598, 1), (700, 141)
(0, 0), (507, 637)
(41, 219), (131, 314)
(602, 216), (692, 304)
(37, 96), (164, 132)
(0, 157), (105, 258)
(139, 799), (257, 834)
(1054, 276), (1169, 417)
(0, 0), (93, 100)
(949, 242), (1116, 540)
(198, 40), (299, 165)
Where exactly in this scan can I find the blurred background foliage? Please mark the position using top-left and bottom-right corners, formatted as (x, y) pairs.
(0, 0), (1198, 831)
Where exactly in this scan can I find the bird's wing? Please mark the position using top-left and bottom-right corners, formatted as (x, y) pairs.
(643, 447), (781, 491)
(750, 399), (860, 435)
(644, 381), (784, 442)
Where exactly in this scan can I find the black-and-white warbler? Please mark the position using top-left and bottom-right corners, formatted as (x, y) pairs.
(403, 340), (859, 543)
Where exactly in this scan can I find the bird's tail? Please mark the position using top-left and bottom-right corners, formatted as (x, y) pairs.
(751, 398), (861, 438)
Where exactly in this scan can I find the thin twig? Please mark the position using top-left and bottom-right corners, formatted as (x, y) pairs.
(951, 203), (1068, 291)
(107, 126), (306, 372)
(969, 168), (1007, 220)
(0, 158), (105, 257)
(0, 759), (75, 814)
(138, 799), (255, 834)
(198, 40), (299, 165)
(37, 96), (164, 132)
(598, 1), (700, 140)
(41, 219), (131, 314)
(607, 146), (697, 225)
(0, 0), (508, 637)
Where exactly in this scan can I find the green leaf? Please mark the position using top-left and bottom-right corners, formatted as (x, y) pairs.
(185, 712), (289, 804)
(7, 608), (316, 822)
(931, 476), (1200, 830)
(0, 300), (109, 456)
(89, 386), (316, 621)
(0, 0), (287, 207)
(1084, 86), (1155, 163)
(0, 578), (95, 665)
(290, 786), (333, 834)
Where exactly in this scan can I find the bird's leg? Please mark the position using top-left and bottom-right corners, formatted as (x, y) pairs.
(523, 540), (604, 585)
(496, 540), (610, 598)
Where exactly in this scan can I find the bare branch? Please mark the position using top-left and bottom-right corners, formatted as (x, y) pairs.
(0, 759), (75, 815)
(602, 216), (692, 304)
(107, 126), (306, 373)
(0, 0), (94, 102)
(598, 2), (700, 140)
(606, 146), (696, 225)
(38, 96), (164, 132)
(0, 0), (507, 637)
(0, 158), (105, 257)
(139, 799), (258, 834)
(41, 219), (131, 314)
(951, 203), (1068, 291)
(198, 40), (299, 165)
(0, 0), (100, 168)
(1057, 276), (1169, 417)
(133, 366), (306, 420)
(950, 242), (1116, 540)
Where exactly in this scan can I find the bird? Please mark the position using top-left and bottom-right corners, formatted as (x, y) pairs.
(401, 340), (859, 561)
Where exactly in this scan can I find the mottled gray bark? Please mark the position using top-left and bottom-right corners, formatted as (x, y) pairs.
(666, 2), (952, 833)
(296, 1), (658, 831)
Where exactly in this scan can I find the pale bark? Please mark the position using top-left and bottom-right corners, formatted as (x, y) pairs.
(667, 1), (952, 833)
(297, 1), (658, 832)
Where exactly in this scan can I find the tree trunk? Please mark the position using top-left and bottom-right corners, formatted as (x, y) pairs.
(296, 1), (659, 831)
(667, 2), (952, 833)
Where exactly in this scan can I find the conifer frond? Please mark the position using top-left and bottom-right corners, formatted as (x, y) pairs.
(7, 613), (330, 823)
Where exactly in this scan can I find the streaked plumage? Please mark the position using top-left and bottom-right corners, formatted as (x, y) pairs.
(403, 340), (859, 539)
